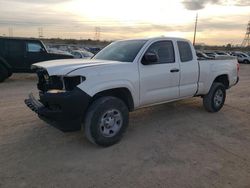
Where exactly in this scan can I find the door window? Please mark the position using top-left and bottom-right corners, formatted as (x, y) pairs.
(27, 42), (43, 52)
(142, 41), (175, 64)
(177, 41), (193, 62)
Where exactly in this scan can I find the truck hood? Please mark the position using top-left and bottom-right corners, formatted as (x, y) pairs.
(32, 59), (127, 75)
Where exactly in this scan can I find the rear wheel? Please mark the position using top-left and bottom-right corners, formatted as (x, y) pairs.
(0, 64), (8, 82)
(84, 96), (129, 147)
(203, 82), (226, 112)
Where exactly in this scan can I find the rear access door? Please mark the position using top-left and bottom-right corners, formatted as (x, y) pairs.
(177, 40), (199, 98)
(5, 39), (26, 72)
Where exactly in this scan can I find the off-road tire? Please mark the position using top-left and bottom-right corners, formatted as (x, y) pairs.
(7, 69), (12, 78)
(203, 82), (226, 112)
(84, 96), (129, 147)
(0, 64), (8, 82)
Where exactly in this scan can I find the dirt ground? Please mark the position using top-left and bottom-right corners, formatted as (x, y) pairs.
(0, 65), (250, 188)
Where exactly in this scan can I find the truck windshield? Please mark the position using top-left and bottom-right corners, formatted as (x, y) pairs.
(93, 40), (147, 62)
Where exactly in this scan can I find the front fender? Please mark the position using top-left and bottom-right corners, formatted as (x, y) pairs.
(67, 61), (139, 107)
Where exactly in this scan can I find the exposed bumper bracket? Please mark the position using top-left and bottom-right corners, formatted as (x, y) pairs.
(25, 93), (44, 114)
(24, 89), (91, 132)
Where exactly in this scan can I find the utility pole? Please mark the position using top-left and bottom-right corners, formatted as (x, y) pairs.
(193, 13), (198, 46)
(94, 27), (101, 41)
(38, 27), (43, 38)
(8, 27), (13, 37)
(241, 21), (250, 47)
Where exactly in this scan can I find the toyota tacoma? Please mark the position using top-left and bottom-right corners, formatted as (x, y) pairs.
(25, 37), (239, 147)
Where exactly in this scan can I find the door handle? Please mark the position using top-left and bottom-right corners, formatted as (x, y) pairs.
(170, 68), (180, 73)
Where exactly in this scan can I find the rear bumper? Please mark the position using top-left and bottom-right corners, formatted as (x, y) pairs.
(233, 76), (239, 86)
(230, 76), (239, 88)
(236, 76), (239, 84)
(24, 88), (91, 131)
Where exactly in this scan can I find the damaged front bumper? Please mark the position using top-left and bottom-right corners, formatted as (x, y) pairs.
(24, 88), (91, 132)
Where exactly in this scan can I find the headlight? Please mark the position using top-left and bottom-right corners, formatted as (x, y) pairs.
(47, 89), (66, 94)
(63, 76), (86, 91)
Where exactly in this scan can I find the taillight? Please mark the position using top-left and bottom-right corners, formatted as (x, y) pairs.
(237, 63), (240, 75)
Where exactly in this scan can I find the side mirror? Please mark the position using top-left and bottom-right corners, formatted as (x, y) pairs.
(40, 48), (46, 53)
(142, 52), (158, 65)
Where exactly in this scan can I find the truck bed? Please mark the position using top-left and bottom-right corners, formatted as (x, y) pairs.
(197, 58), (238, 95)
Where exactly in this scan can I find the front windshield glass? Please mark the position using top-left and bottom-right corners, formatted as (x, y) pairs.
(93, 40), (147, 62)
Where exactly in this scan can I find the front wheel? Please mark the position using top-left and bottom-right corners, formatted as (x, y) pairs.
(203, 82), (226, 112)
(243, 60), (250, 64)
(84, 96), (129, 147)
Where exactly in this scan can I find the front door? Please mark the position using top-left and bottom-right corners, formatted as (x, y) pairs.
(25, 41), (48, 69)
(139, 40), (180, 106)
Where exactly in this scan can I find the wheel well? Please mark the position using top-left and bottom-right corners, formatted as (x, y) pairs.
(0, 57), (12, 76)
(91, 88), (134, 111)
(214, 75), (229, 89)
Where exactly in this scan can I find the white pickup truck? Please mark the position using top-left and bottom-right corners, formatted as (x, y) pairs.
(25, 37), (239, 147)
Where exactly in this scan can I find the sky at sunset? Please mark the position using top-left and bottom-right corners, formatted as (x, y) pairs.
(0, 0), (249, 45)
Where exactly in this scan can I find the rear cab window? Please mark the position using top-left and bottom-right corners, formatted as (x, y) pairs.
(177, 41), (193, 62)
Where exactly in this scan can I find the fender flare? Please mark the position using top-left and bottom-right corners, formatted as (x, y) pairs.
(204, 73), (230, 94)
(0, 56), (12, 76)
(0, 56), (11, 69)
(78, 80), (139, 108)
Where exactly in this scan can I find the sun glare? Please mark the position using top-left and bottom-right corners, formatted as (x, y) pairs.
(61, 0), (195, 26)
(53, 0), (249, 44)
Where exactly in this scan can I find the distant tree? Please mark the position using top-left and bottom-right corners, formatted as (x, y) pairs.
(226, 43), (232, 50)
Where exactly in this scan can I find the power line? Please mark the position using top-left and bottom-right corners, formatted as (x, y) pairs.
(94, 27), (101, 40)
(8, 27), (13, 37)
(0, 19), (170, 26)
(38, 27), (43, 38)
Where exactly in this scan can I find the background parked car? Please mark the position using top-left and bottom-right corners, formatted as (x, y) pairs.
(0, 37), (73, 82)
(196, 50), (214, 60)
(88, 47), (101, 54)
(203, 51), (218, 58)
(71, 50), (94, 59)
(232, 52), (250, 64)
(47, 48), (73, 56)
(214, 51), (231, 56)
